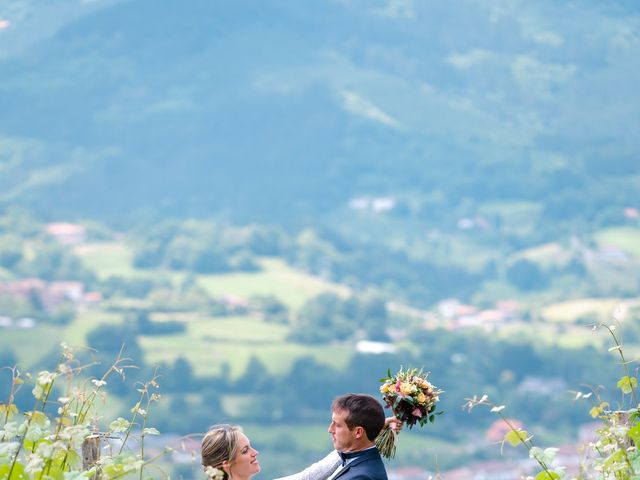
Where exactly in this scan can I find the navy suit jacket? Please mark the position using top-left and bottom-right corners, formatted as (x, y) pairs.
(332, 448), (387, 480)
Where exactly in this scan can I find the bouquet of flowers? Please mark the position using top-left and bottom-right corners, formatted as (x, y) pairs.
(376, 367), (443, 459)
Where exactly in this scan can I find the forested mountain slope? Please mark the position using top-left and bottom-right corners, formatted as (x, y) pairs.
(0, 0), (638, 226)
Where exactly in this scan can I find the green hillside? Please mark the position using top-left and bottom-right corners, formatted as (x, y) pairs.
(0, 0), (637, 228)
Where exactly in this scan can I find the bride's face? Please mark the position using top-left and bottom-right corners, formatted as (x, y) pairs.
(226, 432), (260, 479)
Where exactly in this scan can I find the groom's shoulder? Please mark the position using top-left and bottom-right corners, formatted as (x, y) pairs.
(352, 450), (387, 480)
(348, 466), (388, 480)
(346, 466), (387, 480)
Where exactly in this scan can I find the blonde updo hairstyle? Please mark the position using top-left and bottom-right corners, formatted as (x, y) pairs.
(201, 424), (243, 478)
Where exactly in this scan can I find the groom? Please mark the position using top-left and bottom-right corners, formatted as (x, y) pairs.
(327, 393), (388, 480)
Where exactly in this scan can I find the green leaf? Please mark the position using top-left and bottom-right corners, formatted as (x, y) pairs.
(0, 462), (28, 479)
(65, 449), (81, 468)
(29, 410), (49, 427)
(504, 429), (529, 447)
(534, 470), (560, 480)
(603, 449), (625, 470)
(589, 401), (609, 418)
(0, 404), (18, 419)
(46, 465), (65, 480)
(617, 376), (637, 394)
(109, 417), (131, 433)
(530, 446), (558, 465)
(629, 424), (640, 446)
(630, 449), (640, 472)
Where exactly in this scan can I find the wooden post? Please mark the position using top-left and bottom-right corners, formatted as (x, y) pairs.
(82, 435), (102, 479)
(612, 410), (632, 449)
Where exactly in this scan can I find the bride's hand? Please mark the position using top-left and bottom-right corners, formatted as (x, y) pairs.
(384, 416), (402, 433)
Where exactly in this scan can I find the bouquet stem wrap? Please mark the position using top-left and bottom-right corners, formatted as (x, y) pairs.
(375, 425), (397, 459)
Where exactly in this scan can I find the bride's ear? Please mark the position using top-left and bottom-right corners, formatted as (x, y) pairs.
(222, 460), (231, 473)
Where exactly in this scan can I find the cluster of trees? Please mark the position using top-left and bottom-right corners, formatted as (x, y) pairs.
(0, 233), (94, 283)
(0, 210), (107, 284)
(131, 221), (287, 273)
(506, 257), (587, 291)
(289, 292), (389, 343)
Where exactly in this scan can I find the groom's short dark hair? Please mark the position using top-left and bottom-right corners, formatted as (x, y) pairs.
(332, 393), (385, 441)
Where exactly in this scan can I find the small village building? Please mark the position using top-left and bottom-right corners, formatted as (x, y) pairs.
(45, 222), (86, 245)
(355, 340), (396, 354)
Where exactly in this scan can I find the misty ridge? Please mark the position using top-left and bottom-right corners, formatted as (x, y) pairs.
(0, 0), (637, 225)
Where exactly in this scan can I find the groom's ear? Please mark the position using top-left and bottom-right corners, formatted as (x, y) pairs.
(354, 426), (365, 439)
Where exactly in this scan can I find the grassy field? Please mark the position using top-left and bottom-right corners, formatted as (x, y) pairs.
(75, 242), (187, 284)
(139, 315), (353, 377)
(0, 310), (126, 370)
(13, 310), (354, 379)
(541, 298), (623, 323)
(595, 227), (640, 257)
(496, 321), (609, 349)
(76, 242), (350, 310)
(515, 242), (571, 267)
(198, 258), (350, 310)
(62, 310), (125, 345)
(3, 244), (355, 381)
(0, 309), (352, 379)
(1, 324), (63, 367)
(74, 242), (139, 278)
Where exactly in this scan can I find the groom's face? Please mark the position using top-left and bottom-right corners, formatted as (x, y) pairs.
(329, 408), (357, 452)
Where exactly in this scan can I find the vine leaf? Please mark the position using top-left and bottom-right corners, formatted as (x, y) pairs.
(628, 424), (640, 446)
(534, 470), (560, 480)
(530, 446), (558, 465)
(504, 429), (529, 447)
(0, 404), (18, 419)
(617, 376), (637, 394)
(589, 401), (609, 418)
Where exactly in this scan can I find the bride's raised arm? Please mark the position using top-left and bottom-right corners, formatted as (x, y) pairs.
(273, 450), (340, 480)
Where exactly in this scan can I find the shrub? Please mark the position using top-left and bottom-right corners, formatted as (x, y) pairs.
(0, 345), (169, 479)
(465, 307), (640, 479)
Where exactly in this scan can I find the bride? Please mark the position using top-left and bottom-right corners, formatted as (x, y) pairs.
(201, 418), (400, 480)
